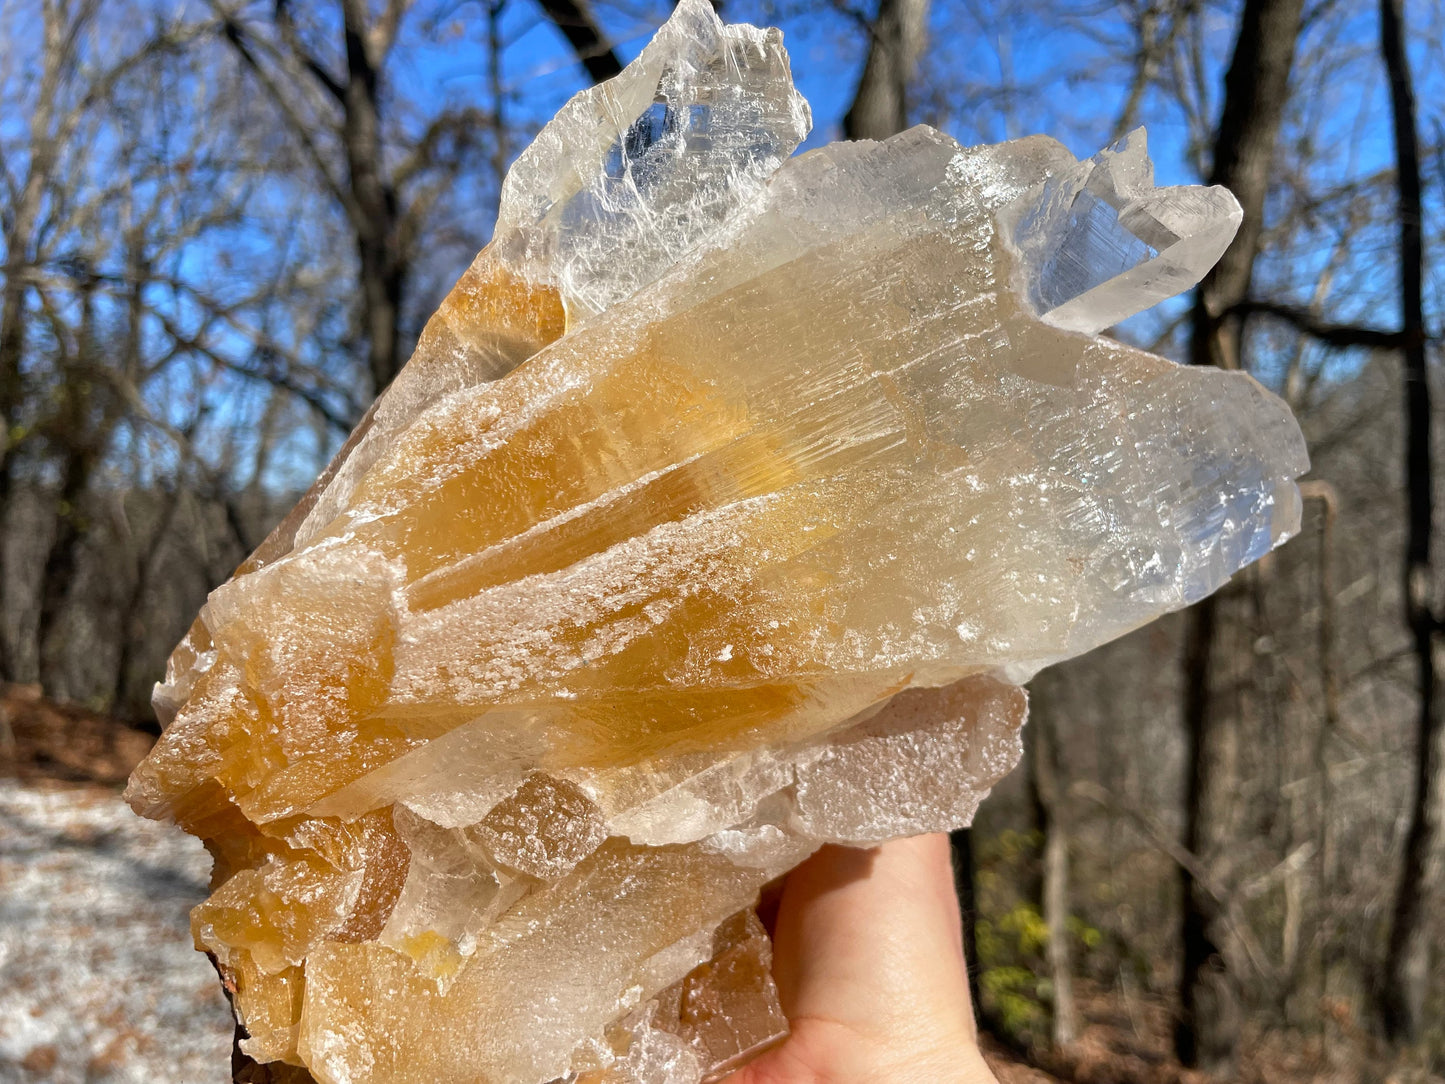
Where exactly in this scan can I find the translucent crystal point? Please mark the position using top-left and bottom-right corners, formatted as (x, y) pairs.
(493, 0), (810, 321)
(1002, 128), (1244, 334)
(126, 1), (1307, 1081)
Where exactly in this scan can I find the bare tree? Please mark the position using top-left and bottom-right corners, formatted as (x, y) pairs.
(1375, 0), (1441, 1043)
(0, 0), (211, 683)
(1109, 0), (1196, 141)
(1028, 698), (1076, 1046)
(0, 0), (102, 681)
(0, 0), (361, 711)
(33, 265), (128, 695)
(1177, 0), (1305, 1069)
(214, 0), (489, 394)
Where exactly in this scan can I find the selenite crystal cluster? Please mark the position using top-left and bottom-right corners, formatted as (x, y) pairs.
(124, 2), (1308, 1081)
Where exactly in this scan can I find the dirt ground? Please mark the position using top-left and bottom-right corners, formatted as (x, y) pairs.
(0, 781), (233, 1083)
(0, 686), (229, 1082)
(0, 684), (156, 789)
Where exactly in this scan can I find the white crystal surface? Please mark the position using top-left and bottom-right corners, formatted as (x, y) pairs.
(495, 0), (810, 320)
(1002, 129), (1244, 334)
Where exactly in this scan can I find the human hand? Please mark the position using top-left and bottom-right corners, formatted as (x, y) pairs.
(727, 833), (1000, 1084)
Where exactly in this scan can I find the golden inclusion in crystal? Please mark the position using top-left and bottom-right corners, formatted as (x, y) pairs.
(126, 2), (1306, 1081)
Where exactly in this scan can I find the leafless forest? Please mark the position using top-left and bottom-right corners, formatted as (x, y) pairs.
(1, 0), (1442, 1079)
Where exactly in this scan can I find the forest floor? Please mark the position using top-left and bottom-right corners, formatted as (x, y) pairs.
(0, 686), (232, 1083)
(0, 685), (1431, 1084)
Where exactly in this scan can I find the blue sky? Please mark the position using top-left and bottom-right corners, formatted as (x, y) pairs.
(2, 0), (1438, 494)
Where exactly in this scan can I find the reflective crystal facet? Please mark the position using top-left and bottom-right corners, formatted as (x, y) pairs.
(126, 2), (1307, 1081)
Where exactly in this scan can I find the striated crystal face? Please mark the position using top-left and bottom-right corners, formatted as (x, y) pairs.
(125, 2), (1307, 1081)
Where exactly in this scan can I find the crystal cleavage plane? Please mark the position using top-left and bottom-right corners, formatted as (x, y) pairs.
(125, 3), (1308, 1081)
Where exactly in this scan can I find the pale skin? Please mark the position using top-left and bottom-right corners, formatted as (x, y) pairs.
(726, 833), (1002, 1084)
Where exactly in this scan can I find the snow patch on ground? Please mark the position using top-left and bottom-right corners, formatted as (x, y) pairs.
(0, 781), (232, 1082)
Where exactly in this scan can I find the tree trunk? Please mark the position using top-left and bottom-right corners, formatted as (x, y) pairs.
(1178, 597), (1243, 1070)
(843, 0), (929, 141)
(0, 223), (35, 681)
(1376, 0), (1440, 1043)
(1300, 481), (1339, 1022)
(1187, 0), (1306, 371)
(36, 277), (105, 697)
(0, 276), (28, 682)
(0, 4), (68, 682)
(1028, 696), (1077, 1046)
(950, 826), (984, 1022)
(537, 0), (623, 85)
(113, 490), (182, 722)
(36, 444), (97, 697)
(1176, 0), (1303, 1069)
(339, 0), (407, 394)
(488, 0), (510, 193)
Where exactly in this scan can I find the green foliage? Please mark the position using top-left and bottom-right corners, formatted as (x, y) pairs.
(1068, 914), (1103, 951)
(977, 900), (1102, 1046)
(974, 832), (1104, 1048)
(980, 962), (1047, 1038)
(977, 903), (1050, 1043)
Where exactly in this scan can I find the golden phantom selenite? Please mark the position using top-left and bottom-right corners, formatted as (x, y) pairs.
(126, 2), (1307, 1081)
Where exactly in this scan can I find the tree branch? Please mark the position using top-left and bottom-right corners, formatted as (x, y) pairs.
(1231, 298), (1410, 350)
(1071, 780), (1279, 985)
(274, 0), (348, 103)
(148, 307), (356, 433)
(393, 106), (489, 191)
(214, 8), (354, 217)
(370, 0), (411, 64)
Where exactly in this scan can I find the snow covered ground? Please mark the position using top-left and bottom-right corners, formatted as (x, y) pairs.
(0, 781), (233, 1083)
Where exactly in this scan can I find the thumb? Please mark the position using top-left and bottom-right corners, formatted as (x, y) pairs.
(729, 834), (997, 1083)
(770, 834), (976, 1044)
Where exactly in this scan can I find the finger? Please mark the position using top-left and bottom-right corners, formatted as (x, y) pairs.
(769, 833), (977, 1044)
